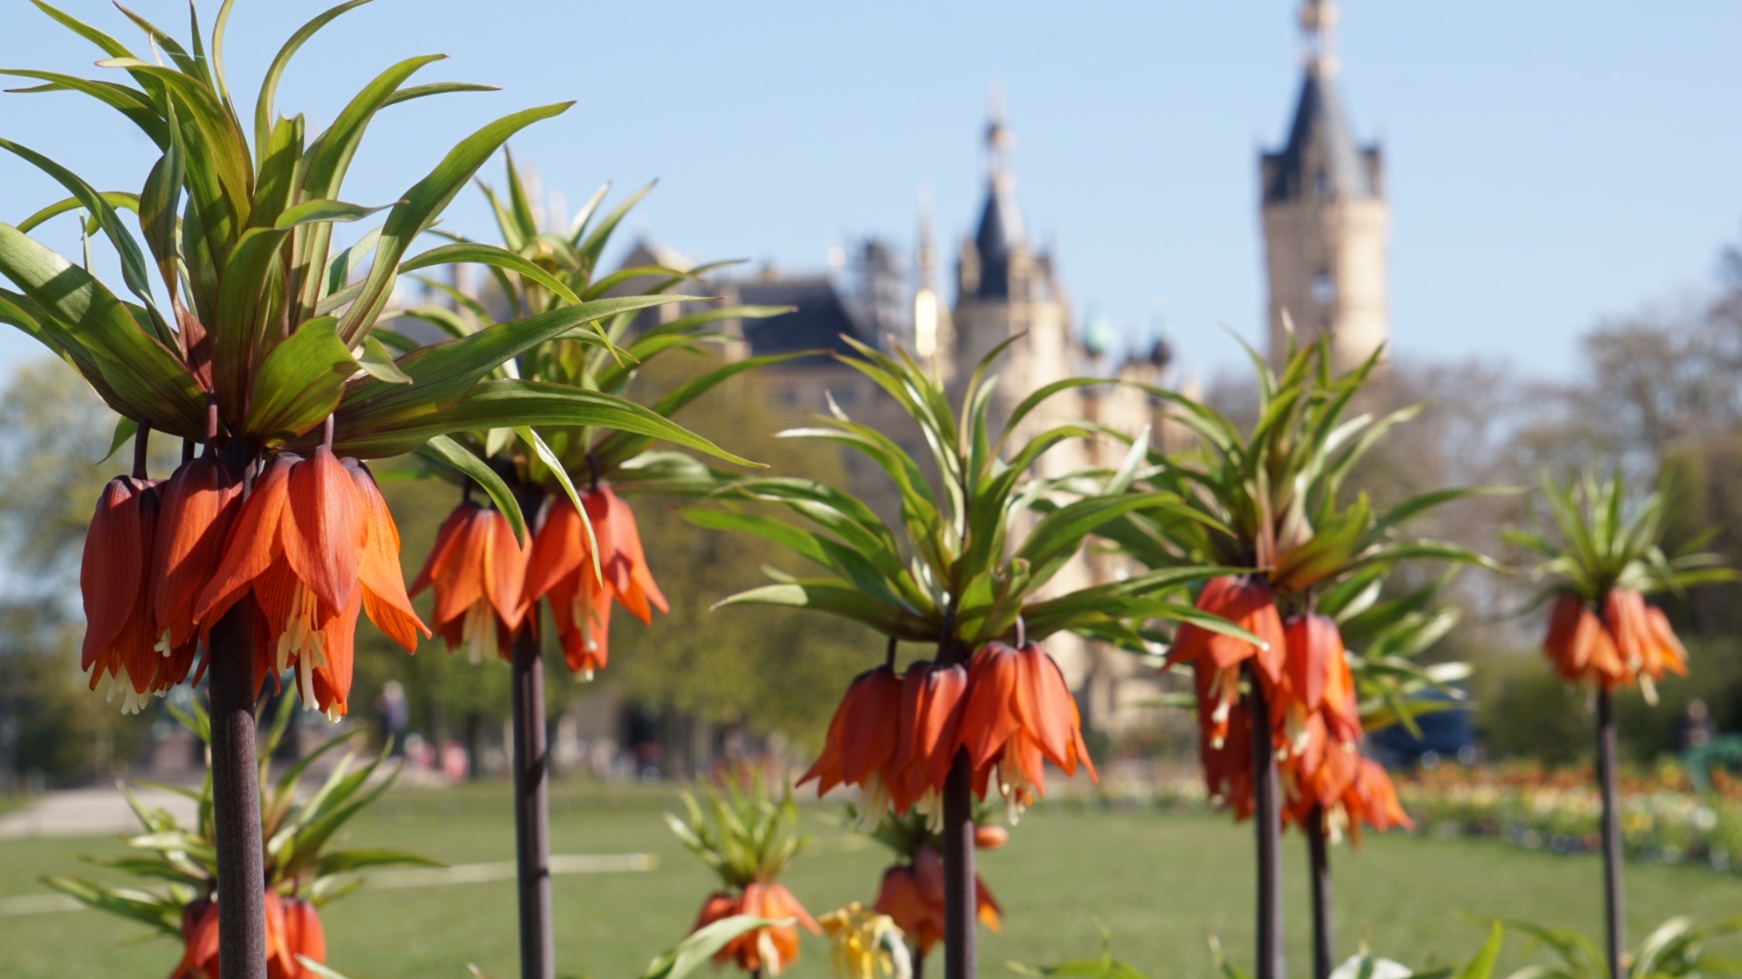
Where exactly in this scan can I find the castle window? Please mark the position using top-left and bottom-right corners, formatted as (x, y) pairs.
(1312, 271), (1334, 305)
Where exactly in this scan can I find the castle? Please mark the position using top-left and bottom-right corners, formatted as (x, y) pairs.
(627, 0), (1389, 732)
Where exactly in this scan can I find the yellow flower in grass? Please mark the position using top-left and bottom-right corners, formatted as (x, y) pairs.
(819, 903), (910, 979)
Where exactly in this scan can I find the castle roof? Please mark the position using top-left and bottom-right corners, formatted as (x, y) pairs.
(972, 178), (1024, 300)
(732, 275), (870, 360)
(1262, 66), (1375, 205)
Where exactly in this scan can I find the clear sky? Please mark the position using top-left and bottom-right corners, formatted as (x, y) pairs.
(1, 1), (1739, 382)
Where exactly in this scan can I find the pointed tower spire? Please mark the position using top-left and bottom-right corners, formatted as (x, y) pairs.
(1300, 0), (1339, 76)
(914, 187), (943, 360)
(1259, 0), (1389, 373)
(968, 88), (1025, 301)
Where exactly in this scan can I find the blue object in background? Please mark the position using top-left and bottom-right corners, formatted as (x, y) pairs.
(1367, 689), (1475, 769)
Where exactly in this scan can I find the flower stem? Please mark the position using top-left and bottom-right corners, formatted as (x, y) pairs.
(511, 627), (554, 979)
(208, 603), (265, 979)
(1248, 667), (1285, 979)
(1307, 807), (1332, 979)
(938, 631), (974, 979)
(1597, 688), (1625, 979)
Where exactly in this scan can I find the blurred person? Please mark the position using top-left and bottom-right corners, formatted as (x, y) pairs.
(376, 681), (409, 757)
(1679, 699), (1718, 750)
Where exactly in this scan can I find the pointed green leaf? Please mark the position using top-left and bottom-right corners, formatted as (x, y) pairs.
(242, 317), (358, 445)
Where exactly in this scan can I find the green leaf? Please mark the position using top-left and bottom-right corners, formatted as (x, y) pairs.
(333, 379), (757, 468)
(639, 916), (784, 979)
(337, 101), (575, 343)
(313, 848), (443, 875)
(99, 59), (253, 254)
(0, 70), (169, 147)
(335, 294), (695, 433)
(356, 335), (412, 384)
(0, 225), (205, 436)
(1450, 922), (1505, 979)
(253, 0), (373, 153)
(14, 190), (141, 235)
(275, 198), (399, 229)
(39, 876), (180, 936)
(412, 435), (526, 543)
(383, 80), (499, 107)
(514, 425), (599, 585)
(398, 241), (582, 307)
(713, 580), (932, 639)
(0, 137), (166, 336)
(100, 416), (139, 464)
(242, 318), (358, 445)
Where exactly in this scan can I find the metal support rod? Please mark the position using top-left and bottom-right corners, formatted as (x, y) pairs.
(208, 605), (265, 979)
(939, 631), (974, 979)
(1307, 807), (1333, 979)
(511, 628), (554, 979)
(1597, 689), (1625, 979)
(1248, 670), (1285, 979)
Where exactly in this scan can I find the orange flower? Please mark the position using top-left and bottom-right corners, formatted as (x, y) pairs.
(799, 665), (902, 825)
(1334, 757), (1413, 844)
(1277, 614), (1362, 753)
(150, 456), (244, 690)
(959, 641), (1097, 819)
(272, 896), (327, 979)
(889, 662), (967, 823)
(973, 824), (1008, 850)
(525, 487), (667, 678)
(411, 502), (529, 662)
(172, 898), (219, 979)
(171, 893), (327, 979)
(872, 845), (1000, 958)
(1603, 588), (1687, 683)
(1167, 576), (1286, 748)
(1282, 713), (1361, 826)
(692, 881), (819, 976)
(195, 449), (427, 719)
(1541, 592), (1627, 687)
(1194, 662), (1256, 820)
(80, 475), (165, 714)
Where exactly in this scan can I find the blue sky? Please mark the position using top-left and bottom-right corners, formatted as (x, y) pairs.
(1, 1), (1739, 382)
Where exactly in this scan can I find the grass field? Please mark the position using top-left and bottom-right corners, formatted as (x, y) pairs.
(2, 779), (1740, 979)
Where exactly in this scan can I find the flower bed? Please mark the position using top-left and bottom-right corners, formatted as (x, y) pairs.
(1135, 760), (1742, 875)
(1394, 762), (1742, 873)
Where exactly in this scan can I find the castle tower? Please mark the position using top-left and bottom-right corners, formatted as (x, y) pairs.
(1260, 0), (1388, 372)
(953, 98), (1073, 412)
(913, 190), (952, 375)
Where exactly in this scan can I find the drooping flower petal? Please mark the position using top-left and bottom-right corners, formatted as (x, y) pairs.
(960, 641), (1096, 817)
(151, 456), (243, 658)
(412, 501), (522, 662)
(871, 845), (999, 958)
(526, 489), (664, 678)
(171, 898), (219, 979)
(279, 447), (366, 615)
(345, 458), (428, 654)
(800, 665), (902, 824)
(193, 450), (418, 718)
(80, 475), (166, 713)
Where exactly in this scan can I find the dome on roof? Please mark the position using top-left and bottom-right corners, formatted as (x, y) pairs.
(1082, 306), (1118, 358)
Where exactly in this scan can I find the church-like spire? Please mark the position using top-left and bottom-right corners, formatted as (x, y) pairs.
(1261, 0), (1379, 205)
(1300, 0), (1338, 76)
(971, 90), (1026, 299)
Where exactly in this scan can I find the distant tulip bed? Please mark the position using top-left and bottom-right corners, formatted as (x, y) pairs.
(1145, 761), (1742, 877)
(1396, 763), (1742, 874)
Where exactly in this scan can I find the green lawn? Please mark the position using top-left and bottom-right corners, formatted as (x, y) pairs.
(2, 780), (1740, 979)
